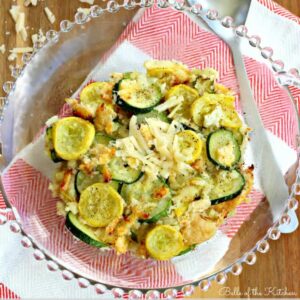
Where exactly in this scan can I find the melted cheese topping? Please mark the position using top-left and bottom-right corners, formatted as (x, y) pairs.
(203, 105), (223, 128)
(217, 142), (235, 166)
(115, 116), (196, 180)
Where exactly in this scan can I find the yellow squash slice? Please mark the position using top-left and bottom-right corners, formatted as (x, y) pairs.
(165, 84), (198, 120)
(175, 130), (203, 163)
(78, 183), (124, 227)
(190, 97), (215, 127)
(220, 107), (242, 129)
(144, 60), (191, 84)
(80, 82), (113, 115)
(146, 225), (184, 260)
(191, 93), (239, 128)
(53, 117), (95, 160)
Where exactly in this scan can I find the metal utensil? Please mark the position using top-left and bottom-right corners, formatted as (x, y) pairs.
(187, 0), (298, 232)
(192, 0), (251, 25)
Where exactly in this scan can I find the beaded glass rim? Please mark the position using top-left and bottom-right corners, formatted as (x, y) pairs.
(0, 0), (299, 298)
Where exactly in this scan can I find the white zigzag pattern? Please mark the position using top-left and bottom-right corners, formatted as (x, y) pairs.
(258, 0), (300, 24)
(244, 57), (297, 149)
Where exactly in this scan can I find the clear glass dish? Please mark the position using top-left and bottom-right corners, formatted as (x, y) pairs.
(0, 1), (299, 298)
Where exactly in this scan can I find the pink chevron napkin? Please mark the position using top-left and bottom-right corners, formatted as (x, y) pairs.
(0, 0), (299, 299)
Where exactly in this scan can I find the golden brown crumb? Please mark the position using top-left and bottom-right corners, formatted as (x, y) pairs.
(191, 158), (205, 172)
(153, 186), (169, 199)
(106, 217), (121, 235)
(180, 215), (217, 245)
(60, 170), (72, 191)
(66, 99), (93, 120)
(115, 236), (129, 254)
(94, 104), (117, 135)
(102, 165), (112, 182)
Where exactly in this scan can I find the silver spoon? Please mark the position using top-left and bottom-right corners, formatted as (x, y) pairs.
(187, 0), (298, 232)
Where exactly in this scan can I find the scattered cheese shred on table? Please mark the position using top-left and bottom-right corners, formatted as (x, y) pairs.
(9, 5), (20, 22)
(31, 29), (46, 45)
(8, 53), (17, 61)
(24, 0), (38, 6)
(9, 5), (28, 41)
(44, 7), (56, 24)
(16, 12), (28, 41)
(10, 47), (33, 53)
(0, 44), (6, 54)
(77, 7), (91, 16)
(79, 0), (94, 4)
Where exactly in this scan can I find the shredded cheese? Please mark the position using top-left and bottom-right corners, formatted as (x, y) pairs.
(129, 116), (150, 154)
(16, 12), (27, 41)
(115, 116), (194, 179)
(79, 0), (94, 4)
(44, 7), (56, 24)
(8, 53), (17, 61)
(155, 95), (183, 112)
(9, 5), (28, 41)
(203, 105), (223, 128)
(10, 47), (33, 53)
(9, 5), (20, 22)
(168, 102), (182, 118)
(31, 29), (46, 45)
(24, 0), (38, 6)
(77, 7), (91, 16)
(0, 44), (5, 54)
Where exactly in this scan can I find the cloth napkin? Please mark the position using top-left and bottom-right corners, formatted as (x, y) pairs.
(0, 0), (299, 298)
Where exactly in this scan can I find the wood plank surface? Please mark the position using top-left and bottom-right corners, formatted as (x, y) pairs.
(0, 1), (299, 298)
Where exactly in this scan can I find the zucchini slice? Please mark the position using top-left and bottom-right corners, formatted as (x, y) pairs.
(130, 230), (138, 242)
(181, 123), (199, 132)
(145, 225), (184, 260)
(75, 171), (119, 195)
(121, 176), (172, 223)
(46, 127), (64, 163)
(143, 198), (172, 224)
(108, 157), (143, 184)
(114, 74), (162, 113)
(177, 244), (196, 256)
(231, 129), (244, 145)
(207, 129), (241, 169)
(65, 212), (106, 248)
(93, 132), (114, 146)
(209, 169), (245, 205)
(136, 110), (170, 125)
(50, 149), (64, 163)
(45, 126), (53, 142)
(92, 132), (142, 184)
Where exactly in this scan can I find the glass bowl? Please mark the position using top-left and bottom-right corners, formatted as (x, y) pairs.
(0, 1), (299, 297)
